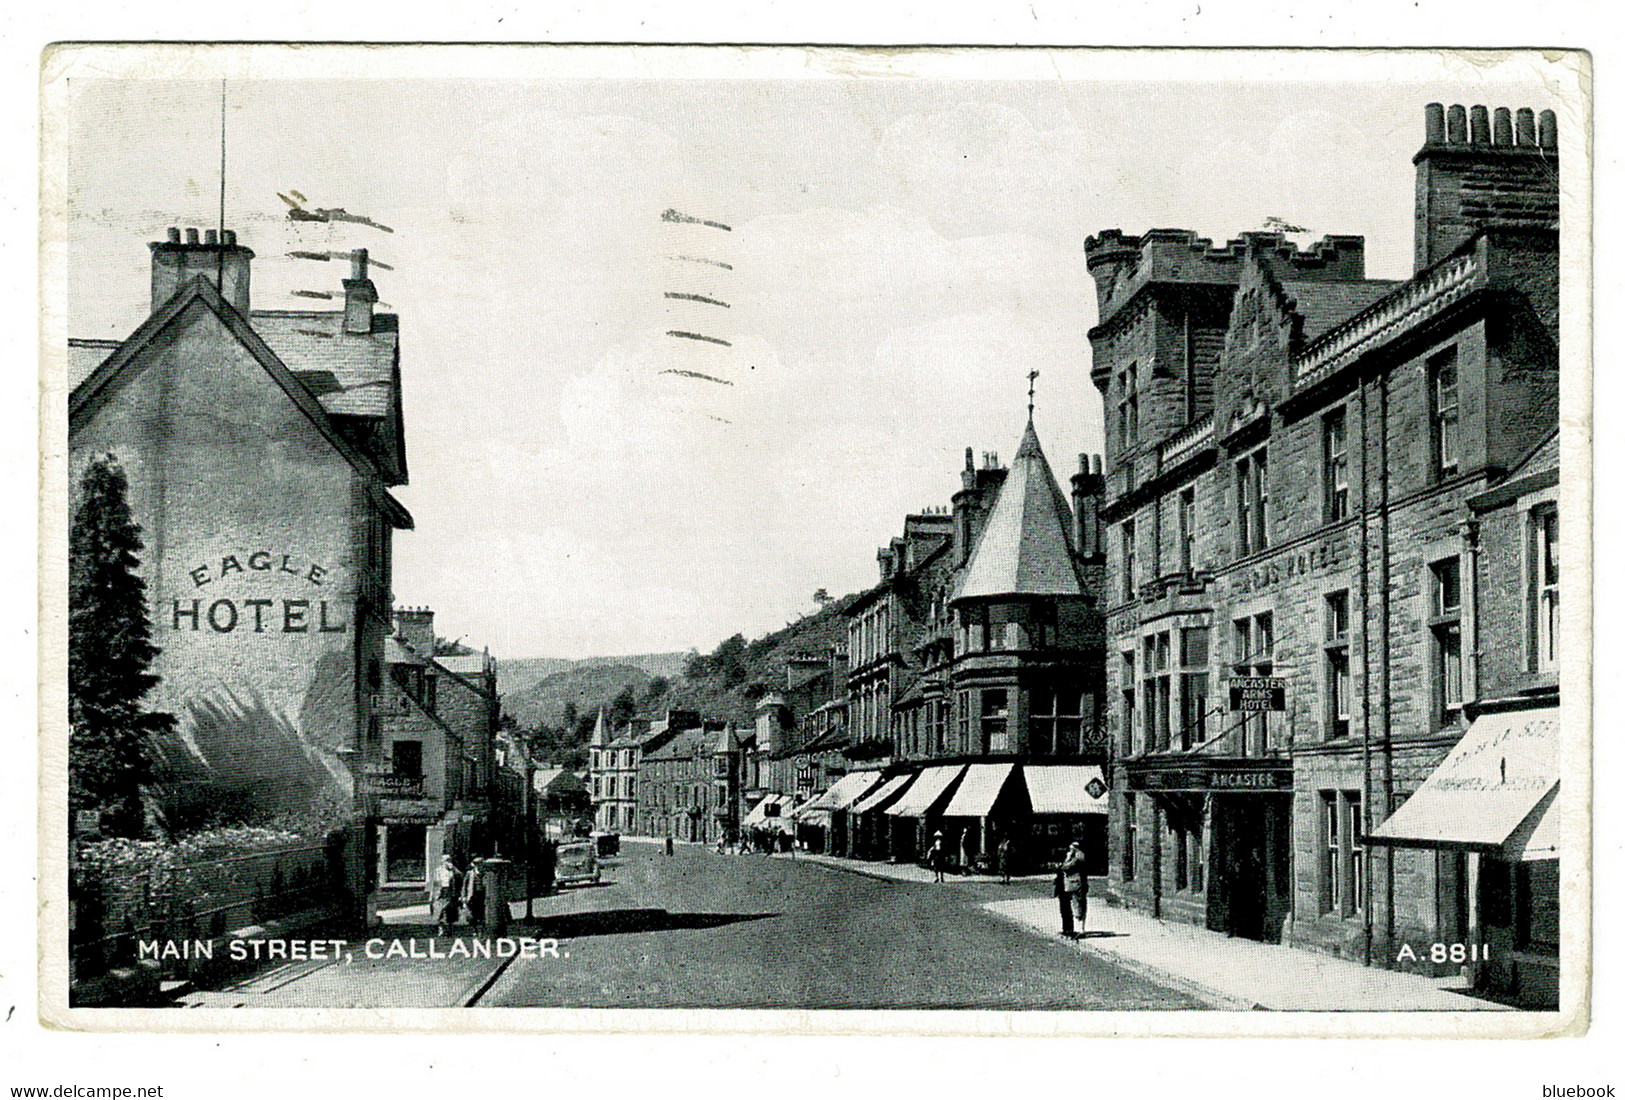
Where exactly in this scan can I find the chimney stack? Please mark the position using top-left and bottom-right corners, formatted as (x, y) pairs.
(1413, 101), (1560, 271)
(149, 226), (254, 314)
(343, 247), (378, 334)
(1071, 453), (1105, 559)
(393, 606), (436, 657)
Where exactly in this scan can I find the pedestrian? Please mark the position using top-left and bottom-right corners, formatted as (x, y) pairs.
(1054, 866), (1074, 938)
(665, 834), (675, 857)
(928, 831), (946, 883)
(997, 836), (1012, 884)
(1061, 840), (1089, 936)
(462, 858), (487, 932)
(958, 829), (973, 875)
(431, 853), (462, 936)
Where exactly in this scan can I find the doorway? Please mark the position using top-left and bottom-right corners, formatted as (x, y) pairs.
(1208, 795), (1291, 942)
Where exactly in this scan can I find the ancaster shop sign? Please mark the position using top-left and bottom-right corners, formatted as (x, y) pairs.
(1229, 676), (1286, 712)
(168, 549), (347, 636)
(1127, 764), (1293, 792)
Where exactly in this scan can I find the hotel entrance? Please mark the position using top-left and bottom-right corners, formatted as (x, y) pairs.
(1206, 793), (1293, 942)
(1125, 756), (1294, 942)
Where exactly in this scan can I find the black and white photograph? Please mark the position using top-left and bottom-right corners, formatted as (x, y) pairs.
(34, 39), (1591, 1048)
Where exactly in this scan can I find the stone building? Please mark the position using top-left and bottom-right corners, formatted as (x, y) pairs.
(1085, 101), (1560, 1003)
(588, 709), (700, 834)
(634, 724), (740, 844)
(69, 230), (411, 912)
(371, 607), (500, 903)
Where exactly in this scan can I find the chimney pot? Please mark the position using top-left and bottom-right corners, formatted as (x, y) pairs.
(1447, 104), (1468, 143)
(1538, 109), (1557, 149)
(204, 229), (218, 245)
(352, 247), (368, 281)
(222, 229), (237, 246)
(167, 227), (181, 243)
(1469, 105), (1490, 145)
(1515, 107), (1536, 146)
(185, 228), (200, 244)
(1493, 107), (1513, 146)
(1424, 102), (1446, 143)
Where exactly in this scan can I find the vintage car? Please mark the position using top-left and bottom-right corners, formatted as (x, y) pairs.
(592, 831), (620, 857)
(555, 839), (601, 887)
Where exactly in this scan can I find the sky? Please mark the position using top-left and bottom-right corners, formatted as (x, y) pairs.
(59, 52), (1559, 659)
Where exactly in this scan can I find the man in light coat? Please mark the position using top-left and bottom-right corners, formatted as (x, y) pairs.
(1060, 841), (1089, 936)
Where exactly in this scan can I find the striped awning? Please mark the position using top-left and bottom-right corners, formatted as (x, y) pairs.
(849, 773), (914, 815)
(885, 765), (967, 818)
(942, 762), (1017, 818)
(795, 771), (884, 817)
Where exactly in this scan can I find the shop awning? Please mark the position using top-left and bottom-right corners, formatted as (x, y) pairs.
(849, 773), (914, 815)
(741, 795), (787, 828)
(1023, 765), (1109, 815)
(1502, 786), (1560, 861)
(797, 808), (833, 828)
(942, 762), (1016, 818)
(885, 765), (967, 818)
(1367, 709), (1558, 851)
(795, 771), (884, 817)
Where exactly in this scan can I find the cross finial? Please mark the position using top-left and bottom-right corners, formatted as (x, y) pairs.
(1027, 369), (1040, 423)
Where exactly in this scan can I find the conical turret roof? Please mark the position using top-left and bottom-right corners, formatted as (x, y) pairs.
(590, 707), (610, 747)
(956, 421), (1084, 600)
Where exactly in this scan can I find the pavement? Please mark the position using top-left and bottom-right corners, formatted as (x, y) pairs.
(983, 896), (1512, 1012)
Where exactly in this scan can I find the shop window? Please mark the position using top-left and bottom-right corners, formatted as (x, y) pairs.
(1430, 558), (1463, 727)
(1323, 407), (1350, 522)
(1178, 626), (1210, 750)
(1236, 448), (1269, 555)
(981, 689), (1010, 753)
(1532, 506), (1559, 672)
(1171, 819), (1188, 891)
(1325, 590), (1351, 740)
(1517, 860), (1561, 953)
(1123, 792), (1137, 882)
(1430, 348), (1460, 479)
(384, 823), (426, 886)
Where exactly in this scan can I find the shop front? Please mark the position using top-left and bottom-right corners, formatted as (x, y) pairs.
(794, 771), (884, 856)
(847, 772), (914, 860)
(883, 764), (967, 863)
(1126, 757), (1293, 940)
(1367, 704), (1559, 1008)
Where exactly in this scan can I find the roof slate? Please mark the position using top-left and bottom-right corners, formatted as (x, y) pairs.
(1278, 279), (1404, 345)
(250, 311), (398, 419)
(956, 422), (1085, 600)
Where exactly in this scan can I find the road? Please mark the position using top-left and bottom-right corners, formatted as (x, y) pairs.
(474, 841), (1203, 1009)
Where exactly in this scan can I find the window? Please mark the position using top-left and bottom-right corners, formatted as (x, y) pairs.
(1121, 653), (1137, 757)
(1029, 687), (1083, 756)
(1191, 818), (1205, 893)
(1323, 408), (1350, 521)
(1172, 819), (1189, 891)
(1236, 449), (1269, 554)
(1347, 792), (1365, 916)
(1325, 591), (1351, 739)
(956, 690), (972, 753)
(391, 739), (423, 779)
(1117, 365), (1139, 452)
(1178, 487), (1197, 574)
(930, 698), (948, 755)
(1123, 792), (1137, 881)
(1321, 792), (1341, 914)
(981, 689), (1009, 753)
(1122, 519), (1137, 602)
(1142, 632), (1172, 752)
(1232, 612), (1274, 754)
(1431, 349), (1460, 478)
(1533, 507), (1559, 672)
(1178, 626), (1210, 750)
(384, 823), (427, 886)
(1431, 558), (1463, 726)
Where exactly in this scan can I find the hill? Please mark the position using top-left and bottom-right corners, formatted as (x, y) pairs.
(501, 663), (653, 731)
(495, 650), (689, 698)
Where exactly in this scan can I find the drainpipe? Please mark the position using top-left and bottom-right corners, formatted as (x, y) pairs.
(1380, 369), (1396, 964)
(1359, 373), (1374, 967)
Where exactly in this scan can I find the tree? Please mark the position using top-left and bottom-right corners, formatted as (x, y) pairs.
(812, 587), (832, 609)
(608, 686), (638, 728)
(69, 455), (174, 837)
(643, 675), (670, 704)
